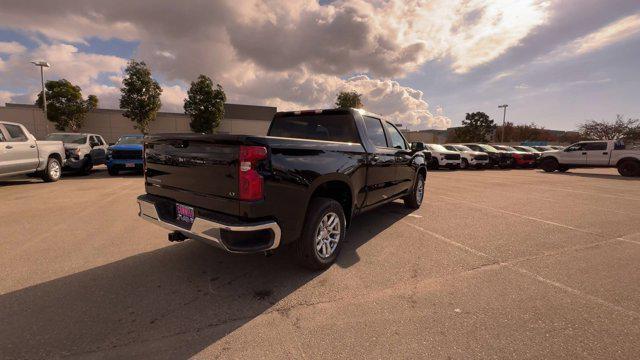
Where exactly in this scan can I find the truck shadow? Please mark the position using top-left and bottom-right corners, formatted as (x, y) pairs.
(552, 172), (639, 181)
(0, 202), (412, 359)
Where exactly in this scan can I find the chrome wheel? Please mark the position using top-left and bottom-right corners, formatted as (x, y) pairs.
(315, 212), (341, 258)
(415, 177), (424, 205)
(49, 160), (61, 180)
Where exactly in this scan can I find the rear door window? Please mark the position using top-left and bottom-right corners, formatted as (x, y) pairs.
(96, 136), (105, 146)
(584, 142), (607, 151)
(268, 113), (360, 143)
(363, 116), (388, 147)
(4, 124), (27, 142)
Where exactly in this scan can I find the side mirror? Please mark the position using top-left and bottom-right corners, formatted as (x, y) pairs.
(411, 142), (425, 151)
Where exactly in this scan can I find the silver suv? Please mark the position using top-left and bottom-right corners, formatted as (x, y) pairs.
(45, 133), (109, 175)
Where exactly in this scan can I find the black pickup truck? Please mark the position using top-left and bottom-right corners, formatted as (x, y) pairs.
(137, 108), (427, 269)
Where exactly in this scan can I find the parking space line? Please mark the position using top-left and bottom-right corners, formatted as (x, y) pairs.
(398, 219), (640, 319)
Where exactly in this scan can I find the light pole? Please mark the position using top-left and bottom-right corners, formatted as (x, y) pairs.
(31, 61), (50, 116)
(498, 104), (508, 143)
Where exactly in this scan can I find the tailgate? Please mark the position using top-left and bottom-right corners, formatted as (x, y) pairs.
(144, 135), (243, 214)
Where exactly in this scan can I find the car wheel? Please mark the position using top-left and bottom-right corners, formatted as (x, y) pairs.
(558, 165), (569, 173)
(540, 158), (559, 172)
(108, 167), (120, 176)
(80, 157), (93, 175)
(295, 197), (346, 270)
(404, 173), (425, 209)
(41, 157), (62, 182)
(617, 159), (640, 177)
(460, 158), (469, 169)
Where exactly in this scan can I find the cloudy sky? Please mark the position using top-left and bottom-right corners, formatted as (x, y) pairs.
(0, 0), (639, 130)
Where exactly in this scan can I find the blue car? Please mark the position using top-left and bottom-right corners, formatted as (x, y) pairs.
(106, 134), (144, 175)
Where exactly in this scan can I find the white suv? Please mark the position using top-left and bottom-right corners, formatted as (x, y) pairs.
(424, 144), (461, 169)
(444, 144), (490, 169)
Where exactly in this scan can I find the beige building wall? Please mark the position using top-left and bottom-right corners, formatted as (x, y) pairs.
(0, 104), (275, 143)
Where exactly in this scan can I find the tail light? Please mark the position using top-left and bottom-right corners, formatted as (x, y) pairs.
(239, 145), (267, 201)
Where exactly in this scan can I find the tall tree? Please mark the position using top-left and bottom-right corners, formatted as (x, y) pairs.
(184, 75), (226, 134)
(335, 90), (363, 109)
(35, 79), (98, 131)
(453, 112), (496, 142)
(578, 115), (639, 141)
(119, 60), (162, 134)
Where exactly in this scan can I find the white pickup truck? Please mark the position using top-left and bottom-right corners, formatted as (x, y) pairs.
(539, 140), (640, 177)
(0, 121), (66, 182)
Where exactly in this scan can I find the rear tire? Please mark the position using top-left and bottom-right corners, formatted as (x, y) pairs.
(41, 157), (62, 182)
(295, 198), (346, 271)
(617, 159), (640, 177)
(541, 158), (559, 172)
(404, 173), (425, 209)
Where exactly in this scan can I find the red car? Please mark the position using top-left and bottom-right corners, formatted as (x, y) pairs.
(491, 145), (537, 168)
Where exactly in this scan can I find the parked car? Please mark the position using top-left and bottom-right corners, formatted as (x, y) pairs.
(0, 121), (66, 182)
(491, 145), (536, 168)
(107, 134), (144, 175)
(424, 144), (461, 169)
(463, 143), (510, 168)
(443, 144), (489, 169)
(137, 108), (428, 269)
(512, 145), (543, 165)
(549, 145), (566, 150)
(45, 133), (109, 175)
(539, 140), (640, 176)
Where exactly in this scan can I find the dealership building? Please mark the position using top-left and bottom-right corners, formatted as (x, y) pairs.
(0, 103), (276, 143)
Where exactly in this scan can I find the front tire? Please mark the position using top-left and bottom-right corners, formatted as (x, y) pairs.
(541, 158), (559, 172)
(404, 172), (425, 209)
(41, 157), (62, 182)
(460, 158), (469, 169)
(295, 198), (346, 270)
(618, 159), (640, 177)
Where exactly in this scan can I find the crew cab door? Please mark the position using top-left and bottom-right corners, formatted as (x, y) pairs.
(383, 121), (414, 193)
(584, 141), (610, 166)
(0, 123), (39, 175)
(89, 135), (108, 164)
(362, 116), (398, 206)
(559, 142), (587, 165)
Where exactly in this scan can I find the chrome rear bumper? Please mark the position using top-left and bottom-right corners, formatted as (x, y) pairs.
(137, 197), (281, 253)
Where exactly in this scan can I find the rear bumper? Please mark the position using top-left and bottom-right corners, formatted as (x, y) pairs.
(137, 194), (281, 253)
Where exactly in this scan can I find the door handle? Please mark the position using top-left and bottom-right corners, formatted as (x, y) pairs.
(581, 152), (586, 155)
(5, 145), (12, 149)
(602, 152), (608, 155)
(30, 145), (36, 148)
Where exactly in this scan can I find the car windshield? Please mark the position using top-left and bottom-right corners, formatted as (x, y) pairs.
(429, 144), (448, 152)
(477, 144), (498, 152)
(444, 145), (457, 151)
(499, 145), (517, 151)
(454, 145), (472, 152)
(117, 136), (144, 145)
(46, 133), (86, 144)
(514, 146), (530, 152)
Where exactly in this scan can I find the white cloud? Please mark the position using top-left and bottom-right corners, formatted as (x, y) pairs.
(0, 41), (26, 54)
(0, 90), (15, 106)
(160, 85), (187, 112)
(541, 13), (640, 62)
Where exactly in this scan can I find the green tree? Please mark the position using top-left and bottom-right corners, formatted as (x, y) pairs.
(119, 60), (162, 134)
(578, 115), (640, 141)
(335, 90), (363, 109)
(453, 112), (496, 142)
(184, 75), (226, 134)
(35, 79), (98, 131)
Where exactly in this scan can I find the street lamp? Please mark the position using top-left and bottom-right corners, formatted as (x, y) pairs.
(498, 104), (508, 143)
(31, 61), (50, 115)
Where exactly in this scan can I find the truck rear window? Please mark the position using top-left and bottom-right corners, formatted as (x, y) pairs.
(269, 114), (359, 143)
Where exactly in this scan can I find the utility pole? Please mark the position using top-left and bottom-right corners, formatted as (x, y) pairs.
(31, 61), (50, 135)
(498, 104), (508, 143)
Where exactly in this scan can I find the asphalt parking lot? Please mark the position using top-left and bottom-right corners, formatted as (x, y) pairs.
(1, 167), (639, 359)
